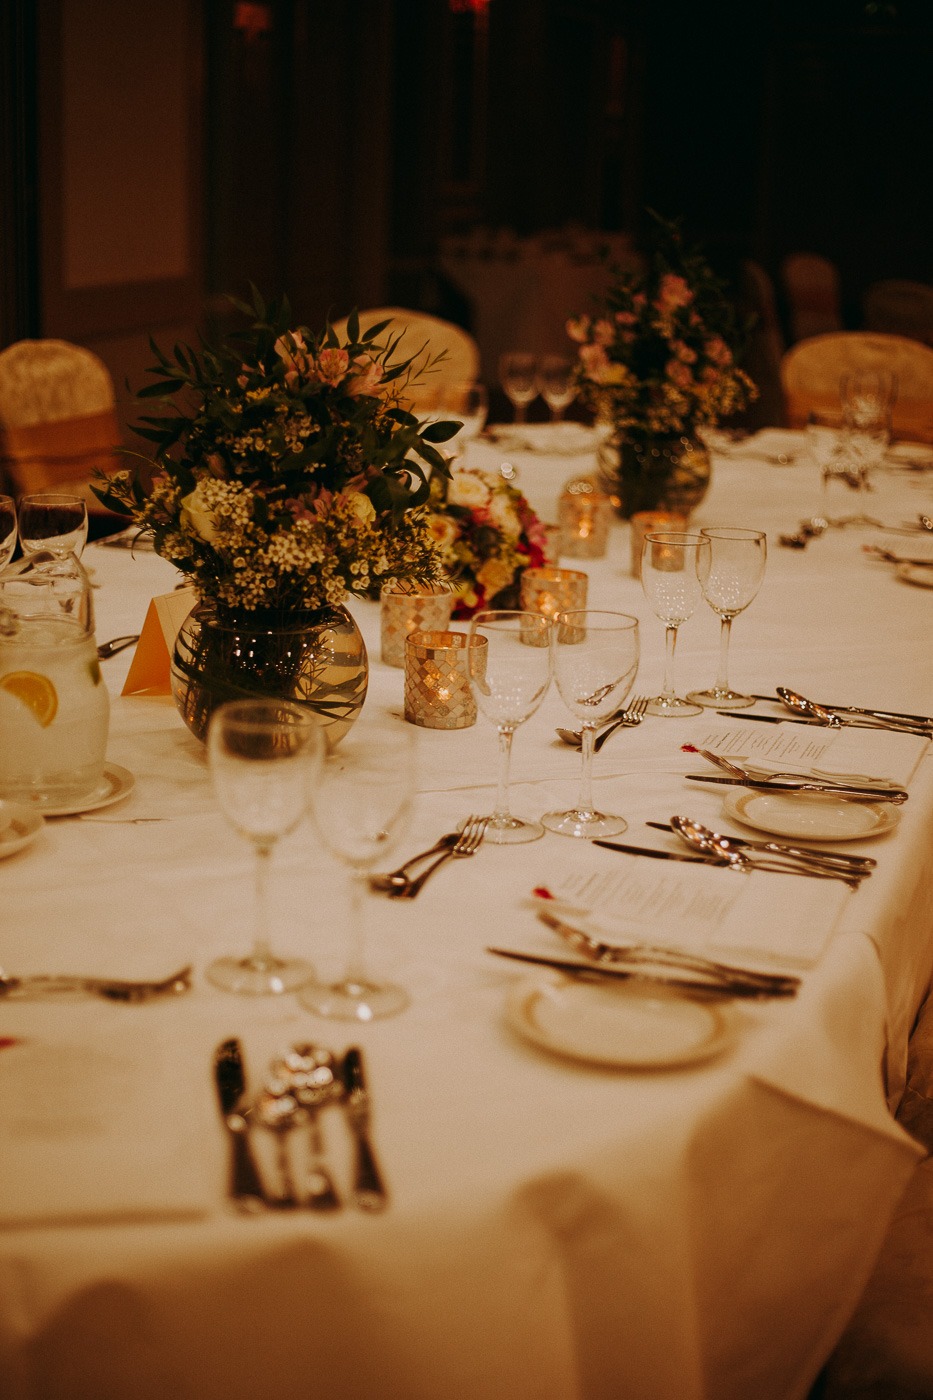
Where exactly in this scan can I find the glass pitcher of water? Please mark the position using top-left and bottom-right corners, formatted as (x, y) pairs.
(0, 551), (109, 806)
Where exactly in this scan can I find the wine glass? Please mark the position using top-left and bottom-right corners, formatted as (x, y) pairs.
(640, 532), (710, 717)
(0, 496), (16, 571)
(686, 527), (767, 709)
(207, 699), (323, 995)
(543, 610), (639, 839)
(536, 355), (577, 423)
(443, 380), (488, 451)
(840, 368), (897, 430)
(300, 720), (415, 1020)
(467, 609), (552, 843)
(18, 493), (88, 559)
(498, 352), (538, 424)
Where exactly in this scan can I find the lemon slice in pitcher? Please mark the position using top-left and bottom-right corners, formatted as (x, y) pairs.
(0, 671), (58, 726)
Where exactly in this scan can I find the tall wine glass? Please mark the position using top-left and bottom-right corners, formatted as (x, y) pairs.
(537, 355), (577, 423)
(686, 527), (767, 709)
(467, 609), (552, 843)
(300, 721), (415, 1020)
(443, 380), (488, 452)
(207, 699), (323, 995)
(543, 610), (639, 839)
(0, 496), (16, 571)
(18, 493), (88, 559)
(498, 352), (538, 424)
(640, 531), (710, 717)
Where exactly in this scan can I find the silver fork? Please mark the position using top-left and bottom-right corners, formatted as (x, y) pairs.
(392, 815), (488, 898)
(368, 829), (461, 893)
(557, 696), (647, 750)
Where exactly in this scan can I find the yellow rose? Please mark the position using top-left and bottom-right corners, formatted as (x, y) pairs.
(346, 491), (376, 524)
(179, 483), (218, 545)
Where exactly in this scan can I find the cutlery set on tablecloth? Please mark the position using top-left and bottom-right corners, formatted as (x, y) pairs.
(214, 1039), (388, 1213)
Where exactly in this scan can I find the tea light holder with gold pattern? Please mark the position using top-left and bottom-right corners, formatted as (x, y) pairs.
(520, 566), (588, 644)
(403, 629), (487, 729)
(380, 581), (454, 667)
(557, 474), (612, 558)
(629, 510), (687, 579)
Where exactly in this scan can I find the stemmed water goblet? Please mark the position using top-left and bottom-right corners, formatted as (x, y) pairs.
(640, 531), (710, 717)
(498, 352), (538, 424)
(686, 526), (767, 709)
(18, 492), (88, 559)
(300, 721), (415, 1019)
(467, 608), (552, 843)
(543, 610), (639, 838)
(0, 496), (16, 571)
(839, 369), (896, 484)
(536, 355), (577, 423)
(443, 380), (488, 453)
(206, 699), (323, 995)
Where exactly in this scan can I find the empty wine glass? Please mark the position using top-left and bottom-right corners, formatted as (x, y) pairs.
(18, 493), (88, 559)
(467, 609), (552, 843)
(0, 496), (16, 571)
(640, 531), (710, 717)
(300, 720), (415, 1019)
(840, 369), (897, 430)
(207, 699), (323, 995)
(498, 352), (538, 424)
(443, 380), (488, 451)
(537, 355), (577, 423)
(543, 610), (639, 839)
(686, 527), (767, 709)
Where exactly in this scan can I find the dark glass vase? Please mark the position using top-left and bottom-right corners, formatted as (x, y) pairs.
(597, 433), (712, 519)
(170, 602), (368, 747)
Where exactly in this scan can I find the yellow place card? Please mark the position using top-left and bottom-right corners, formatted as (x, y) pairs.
(122, 587), (196, 696)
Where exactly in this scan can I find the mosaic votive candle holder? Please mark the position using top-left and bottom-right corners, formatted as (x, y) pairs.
(558, 475), (612, 558)
(380, 581), (455, 667)
(404, 630), (487, 729)
(519, 566), (588, 644)
(629, 510), (687, 579)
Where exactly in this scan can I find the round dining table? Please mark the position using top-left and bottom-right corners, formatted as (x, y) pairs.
(0, 424), (931, 1400)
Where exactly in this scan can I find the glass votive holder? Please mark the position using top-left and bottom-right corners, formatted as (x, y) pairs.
(380, 581), (454, 667)
(558, 475), (612, 558)
(403, 629), (486, 729)
(629, 510), (687, 579)
(520, 566), (588, 621)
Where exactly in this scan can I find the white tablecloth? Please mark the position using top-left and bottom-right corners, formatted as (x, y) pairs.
(1, 430), (932, 1400)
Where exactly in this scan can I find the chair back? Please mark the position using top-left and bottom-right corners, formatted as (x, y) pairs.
(0, 339), (123, 497)
(780, 331), (933, 439)
(863, 279), (933, 347)
(780, 252), (843, 342)
(330, 308), (480, 411)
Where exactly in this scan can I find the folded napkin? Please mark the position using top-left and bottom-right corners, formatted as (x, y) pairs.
(0, 1026), (213, 1227)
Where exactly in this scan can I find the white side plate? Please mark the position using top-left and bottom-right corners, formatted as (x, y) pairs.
(0, 803), (44, 859)
(18, 764), (136, 818)
(722, 788), (897, 842)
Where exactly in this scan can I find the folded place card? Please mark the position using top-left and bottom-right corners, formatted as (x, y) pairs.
(122, 586), (196, 696)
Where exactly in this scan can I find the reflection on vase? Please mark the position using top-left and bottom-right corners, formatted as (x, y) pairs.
(597, 434), (712, 520)
(171, 602), (368, 747)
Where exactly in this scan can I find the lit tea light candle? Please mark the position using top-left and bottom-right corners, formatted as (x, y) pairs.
(403, 629), (487, 729)
(520, 567), (588, 620)
(629, 510), (687, 579)
(380, 581), (454, 667)
(558, 475), (612, 558)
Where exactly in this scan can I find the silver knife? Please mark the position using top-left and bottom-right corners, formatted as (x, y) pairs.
(341, 1047), (388, 1212)
(716, 711), (908, 732)
(684, 774), (908, 802)
(486, 948), (796, 999)
(593, 840), (722, 863)
(752, 695), (933, 724)
(213, 1039), (268, 1214)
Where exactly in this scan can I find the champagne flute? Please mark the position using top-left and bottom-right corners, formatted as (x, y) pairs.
(467, 609), (552, 843)
(18, 493), (88, 559)
(537, 355), (577, 423)
(207, 699), (323, 995)
(300, 721), (415, 1019)
(0, 496), (16, 571)
(687, 527), (767, 708)
(543, 610), (639, 839)
(498, 352), (538, 424)
(640, 531), (710, 717)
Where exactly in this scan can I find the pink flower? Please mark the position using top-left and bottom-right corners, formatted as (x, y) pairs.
(274, 331), (312, 389)
(579, 343), (610, 377)
(565, 315), (591, 343)
(666, 359), (694, 389)
(705, 336), (733, 368)
(592, 319), (615, 347)
(315, 347), (350, 385)
(672, 340), (697, 364)
(615, 310), (638, 326)
(656, 273), (693, 314)
(345, 352), (383, 397)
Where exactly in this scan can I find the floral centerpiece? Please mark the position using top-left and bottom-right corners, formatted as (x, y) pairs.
(94, 291), (459, 740)
(424, 464), (548, 617)
(567, 214), (757, 517)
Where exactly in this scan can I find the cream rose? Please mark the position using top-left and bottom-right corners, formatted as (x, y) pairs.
(447, 469), (491, 510)
(345, 491), (376, 524)
(179, 483), (219, 546)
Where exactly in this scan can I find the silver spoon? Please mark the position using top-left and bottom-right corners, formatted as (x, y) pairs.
(557, 705), (644, 750)
(670, 816), (861, 888)
(280, 1044), (342, 1211)
(777, 685), (931, 736)
(645, 820), (875, 872)
(254, 1082), (302, 1208)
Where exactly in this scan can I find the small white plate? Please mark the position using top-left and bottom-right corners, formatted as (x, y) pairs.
(18, 763), (136, 818)
(722, 788), (897, 842)
(0, 803), (44, 859)
(897, 562), (933, 589)
(507, 974), (732, 1070)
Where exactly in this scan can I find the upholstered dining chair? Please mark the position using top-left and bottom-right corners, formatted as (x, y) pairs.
(815, 990), (933, 1399)
(863, 280), (933, 348)
(0, 339), (125, 506)
(780, 332), (933, 440)
(330, 307), (481, 411)
(780, 252), (844, 343)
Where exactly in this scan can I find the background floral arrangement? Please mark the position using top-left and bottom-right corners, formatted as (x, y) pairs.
(567, 214), (757, 439)
(94, 292), (459, 616)
(425, 464), (548, 618)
